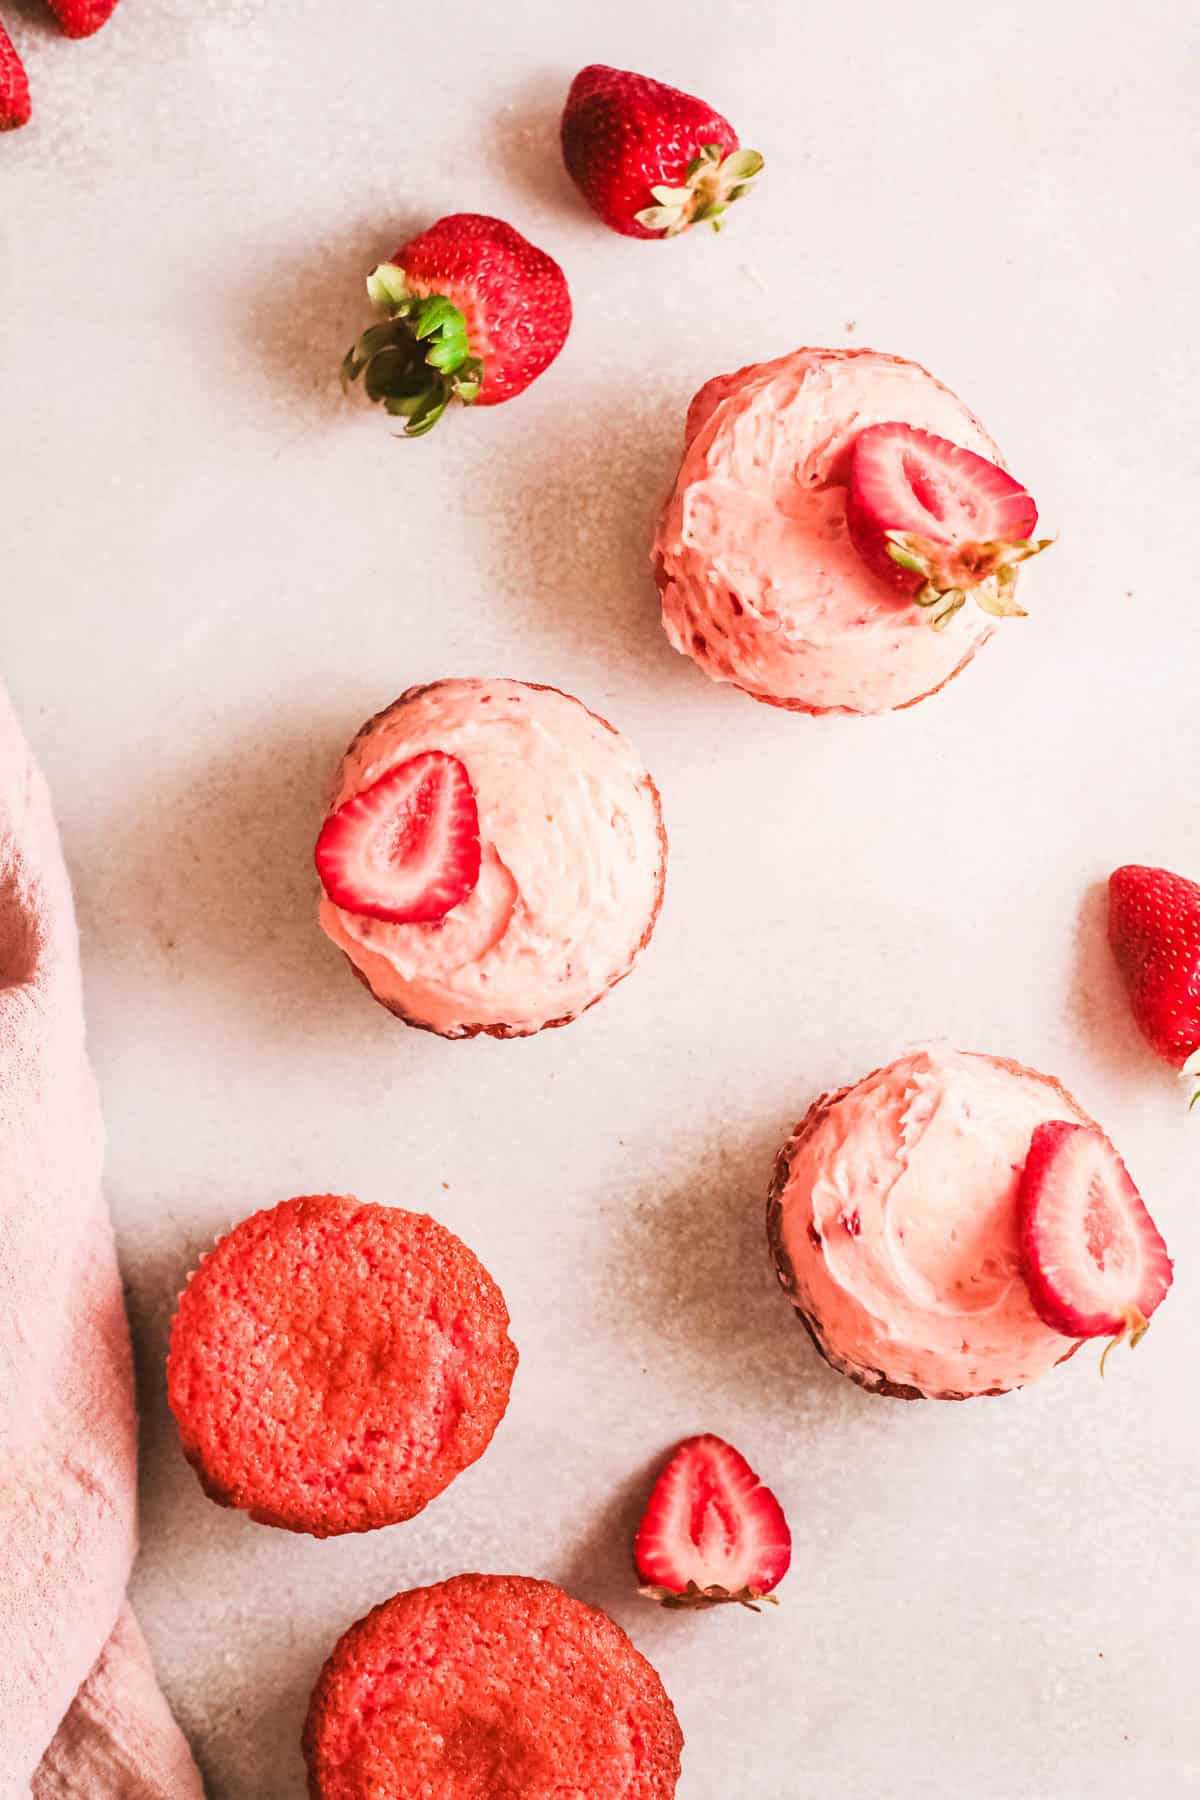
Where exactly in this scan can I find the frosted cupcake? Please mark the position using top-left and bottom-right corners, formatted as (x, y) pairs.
(654, 347), (1049, 714)
(768, 1047), (1104, 1399)
(316, 680), (667, 1038)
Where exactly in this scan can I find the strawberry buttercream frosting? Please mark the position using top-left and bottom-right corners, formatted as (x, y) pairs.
(318, 680), (666, 1038)
(768, 1047), (1089, 1399)
(654, 347), (1015, 714)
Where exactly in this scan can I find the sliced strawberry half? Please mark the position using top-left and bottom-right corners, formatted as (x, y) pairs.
(634, 1434), (791, 1611)
(315, 751), (481, 924)
(845, 422), (1051, 630)
(1018, 1121), (1173, 1367)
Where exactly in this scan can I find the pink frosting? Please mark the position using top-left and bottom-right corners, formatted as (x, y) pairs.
(318, 680), (666, 1037)
(774, 1047), (1087, 1397)
(654, 348), (1015, 714)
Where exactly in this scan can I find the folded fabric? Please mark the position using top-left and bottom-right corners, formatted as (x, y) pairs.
(0, 685), (203, 1796)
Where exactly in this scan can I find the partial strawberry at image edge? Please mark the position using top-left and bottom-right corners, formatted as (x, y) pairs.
(1017, 1121), (1173, 1369)
(1108, 865), (1200, 1101)
(1, 0), (123, 131)
(342, 213), (571, 438)
(844, 422), (1052, 631)
(633, 1434), (791, 1612)
(561, 64), (764, 239)
(46, 0), (122, 38)
(0, 22), (31, 130)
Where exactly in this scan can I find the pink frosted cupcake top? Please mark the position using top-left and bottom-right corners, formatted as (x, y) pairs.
(774, 1046), (1086, 1398)
(654, 347), (1010, 714)
(318, 679), (666, 1038)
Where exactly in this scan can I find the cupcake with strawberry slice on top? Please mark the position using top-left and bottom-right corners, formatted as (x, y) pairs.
(655, 347), (1051, 714)
(315, 679), (667, 1038)
(768, 1046), (1172, 1399)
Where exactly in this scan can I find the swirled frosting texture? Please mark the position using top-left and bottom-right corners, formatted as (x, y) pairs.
(773, 1048), (1086, 1398)
(654, 348), (1010, 714)
(318, 680), (666, 1037)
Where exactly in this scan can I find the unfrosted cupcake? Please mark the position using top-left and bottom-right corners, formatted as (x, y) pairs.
(304, 1574), (684, 1798)
(316, 680), (667, 1038)
(654, 347), (1049, 714)
(768, 1047), (1097, 1399)
(167, 1195), (517, 1535)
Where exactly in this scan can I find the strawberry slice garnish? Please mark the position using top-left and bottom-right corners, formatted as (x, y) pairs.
(315, 752), (481, 925)
(1108, 864), (1200, 1102)
(845, 422), (1051, 630)
(1018, 1121), (1173, 1370)
(634, 1434), (791, 1611)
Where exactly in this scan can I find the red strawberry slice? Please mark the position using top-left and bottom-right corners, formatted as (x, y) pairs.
(315, 752), (481, 925)
(845, 422), (1050, 630)
(1108, 865), (1200, 1092)
(634, 1434), (791, 1611)
(1018, 1121), (1173, 1366)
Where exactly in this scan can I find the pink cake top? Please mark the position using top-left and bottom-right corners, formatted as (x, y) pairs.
(318, 679), (665, 1037)
(654, 347), (1011, 714)
(775, 1046), (1086, 1397)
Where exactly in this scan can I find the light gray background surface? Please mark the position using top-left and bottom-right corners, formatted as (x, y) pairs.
(4, 2), (1199, 1795)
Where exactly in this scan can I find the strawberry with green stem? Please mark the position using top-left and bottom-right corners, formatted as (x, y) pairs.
(342, 213), (571, 438)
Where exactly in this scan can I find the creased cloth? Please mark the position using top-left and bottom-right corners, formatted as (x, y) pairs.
(0, 686), (203, 1797)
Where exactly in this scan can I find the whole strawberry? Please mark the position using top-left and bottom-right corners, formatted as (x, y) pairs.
(1109, 864), (1200, 1095)
(561, 64), (764, 239)
(342, 214), (571, 437)
(0, 22), (31, 131)
(45, 0), (122, 38)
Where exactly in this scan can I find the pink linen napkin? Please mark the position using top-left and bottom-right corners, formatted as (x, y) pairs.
(0, 684), (203, 1797)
